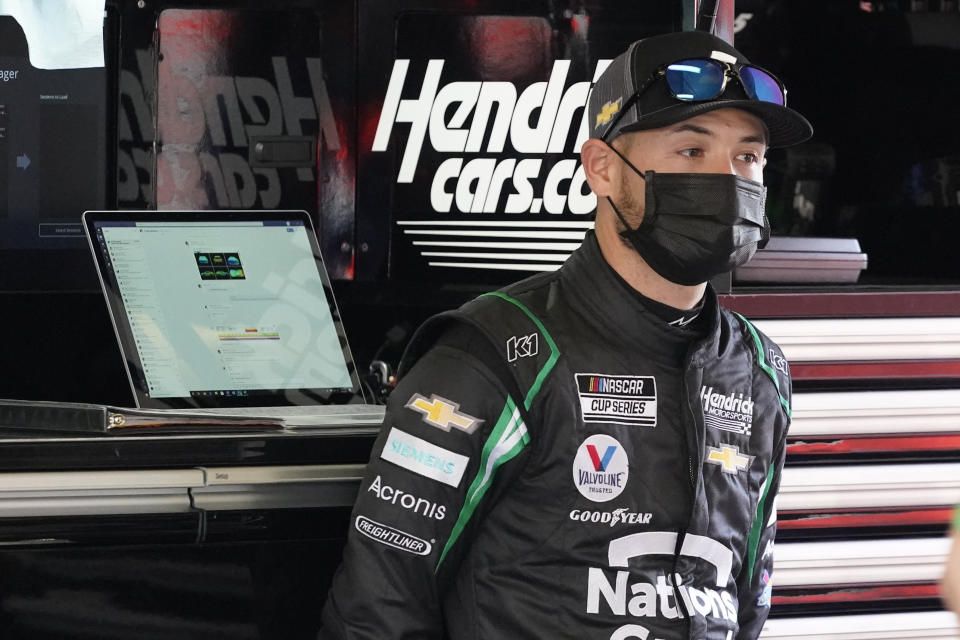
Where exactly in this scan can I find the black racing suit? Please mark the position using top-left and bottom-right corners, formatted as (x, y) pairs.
(321, 232), (791, 640)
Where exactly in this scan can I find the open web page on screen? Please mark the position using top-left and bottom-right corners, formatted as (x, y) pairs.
(98, 220), (352, 398)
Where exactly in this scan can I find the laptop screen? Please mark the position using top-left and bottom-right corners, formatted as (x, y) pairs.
(82, 210), (364, 409)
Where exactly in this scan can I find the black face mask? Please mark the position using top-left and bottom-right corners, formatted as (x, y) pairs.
(605, 144), (770, 286)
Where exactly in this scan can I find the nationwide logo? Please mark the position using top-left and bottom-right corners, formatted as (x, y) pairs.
(572, 434), (629, 502)
(506, 333), (538, 362)
(569, 508), (652, 527)
(700, 386), (754, 435)
(367, 474), (447, 521)
(405, 393), (482, 434)
(705, 445), (753, 475)
(576, 374), (657, 427)
(355, 515), (432, 556)
(587, 531), (738, 635)
(380, 427), (470, 487)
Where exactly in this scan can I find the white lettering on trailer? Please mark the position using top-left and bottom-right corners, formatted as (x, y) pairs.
(373, 58), (613, 216)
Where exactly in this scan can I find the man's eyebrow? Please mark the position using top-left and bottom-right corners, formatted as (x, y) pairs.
(668, 123), (712, 136)
(740, 133), (768, 145)
(668, 123), (769, 146)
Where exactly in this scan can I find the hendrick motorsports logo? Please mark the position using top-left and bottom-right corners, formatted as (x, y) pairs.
(700, 386), (754, 435)
(577, 374), (657, 427)
(355, 516), (432, 556)
(572, 434), (629, 502)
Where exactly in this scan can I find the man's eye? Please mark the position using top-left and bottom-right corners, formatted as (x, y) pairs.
(739, 152), (763, 164)
(680, 148), (703, 158)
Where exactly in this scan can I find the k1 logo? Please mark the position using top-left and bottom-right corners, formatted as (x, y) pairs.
(768, 349), (788, 374)
(507, 333), (538, 362)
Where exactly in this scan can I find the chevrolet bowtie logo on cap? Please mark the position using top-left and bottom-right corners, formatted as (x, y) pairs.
(705, 445), (752, 474)
(406, 393), (483, 434)
(594, 98), (622, 129)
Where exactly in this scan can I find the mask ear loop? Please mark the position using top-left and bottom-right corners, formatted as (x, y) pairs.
(604, 141), (648, 180)
(602, 141), (653, 233)
(759, 214), (771, 249)
(606, 195), (635, 233)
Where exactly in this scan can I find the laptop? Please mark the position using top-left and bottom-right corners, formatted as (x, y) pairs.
(82, 209), (384, 427)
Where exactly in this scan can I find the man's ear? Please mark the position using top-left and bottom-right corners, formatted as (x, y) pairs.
(580, 138), (618, 198)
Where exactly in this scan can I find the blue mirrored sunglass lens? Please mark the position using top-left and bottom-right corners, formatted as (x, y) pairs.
(664, 59), (724, 101)
(739, 67), (785, 106)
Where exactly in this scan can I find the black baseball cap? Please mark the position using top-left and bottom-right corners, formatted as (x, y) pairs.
(587, 31), (813, 148)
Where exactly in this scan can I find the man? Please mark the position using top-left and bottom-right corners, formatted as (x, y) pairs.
(943, 507), (960, 618)
(321, 30), (812, 640)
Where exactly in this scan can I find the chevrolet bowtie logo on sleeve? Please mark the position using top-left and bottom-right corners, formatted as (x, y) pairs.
(594, 98), (622, 129)
(705, 445), (753, 475)
(406, 393), (483, 434)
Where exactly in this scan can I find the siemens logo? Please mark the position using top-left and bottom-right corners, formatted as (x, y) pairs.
(0, 70), (19, 82)
(380, 427), (469, 487)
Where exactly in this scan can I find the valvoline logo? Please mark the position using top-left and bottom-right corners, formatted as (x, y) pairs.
(572, 434), (629, 503)
(586, 443), (617, 472)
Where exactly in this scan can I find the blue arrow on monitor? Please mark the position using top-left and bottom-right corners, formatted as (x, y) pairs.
(16, 154), (30, 170)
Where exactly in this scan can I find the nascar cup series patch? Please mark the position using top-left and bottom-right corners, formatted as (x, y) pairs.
(575, 374), (657, 427)
(572, 434), (629, 502)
